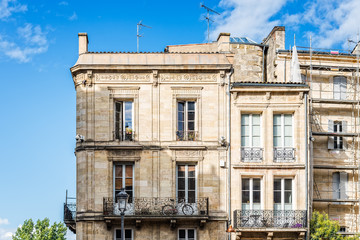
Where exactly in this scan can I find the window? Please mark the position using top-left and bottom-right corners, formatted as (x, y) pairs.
(115, 229), (133, 240)
(114, 164), (134, 202)
(333, 76), (347, 100)
(332, 172), (348, 200)
(274, 179), (292, 211)
(115, 101), (133, 141)
(177, 165), (196, 203)
(178, 229), (196, 240)
(241, 114), (262, 162)
(328, 120), (347, 150)
(242, 178), (261, 210)
(273, 114), (293, 147)
(177, 101), (196, 141)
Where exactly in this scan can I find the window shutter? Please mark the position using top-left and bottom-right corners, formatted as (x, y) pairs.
(332, 172), (340, 199)
(340, 78), (347, 100)
(333, 77), (340, 99)
(342, 121), (347, 149)
(328, 120), (334, 149)
(339, 172), (348, 199)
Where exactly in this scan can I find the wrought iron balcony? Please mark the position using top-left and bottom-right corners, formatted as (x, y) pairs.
(64, 203), (76, 233)
(103, 197), (209, 217)
(274, 147), (296, 162)
(114, 130), (135, 141)
(241, 147), (263, 162)
(233, 210), (307, 229)
(176, 131), (199, 141)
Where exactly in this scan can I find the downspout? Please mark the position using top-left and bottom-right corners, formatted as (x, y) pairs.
(304, 92), (309, 239)
(227, 67), (234, 239)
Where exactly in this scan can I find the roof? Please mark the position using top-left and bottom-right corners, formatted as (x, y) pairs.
(232, 82), (308, 88)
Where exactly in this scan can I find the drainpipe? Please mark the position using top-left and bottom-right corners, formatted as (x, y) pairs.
(227, 67), (234, 240)
(304, 92), (309, 239)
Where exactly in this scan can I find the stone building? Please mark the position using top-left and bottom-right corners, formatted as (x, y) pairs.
(64, 26), (359, 240)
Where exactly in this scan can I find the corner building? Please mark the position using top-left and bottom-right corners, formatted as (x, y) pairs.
(65, 27), (359, 240)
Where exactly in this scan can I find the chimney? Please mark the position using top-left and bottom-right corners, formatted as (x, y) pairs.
(78, 33), (88, 55)
(262, 26), (285, 50)
(217, 32), (230, 52)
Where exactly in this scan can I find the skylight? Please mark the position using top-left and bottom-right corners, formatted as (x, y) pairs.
(230, 37), (257, 44)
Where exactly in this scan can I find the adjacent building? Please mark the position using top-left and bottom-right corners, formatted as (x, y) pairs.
(64, 26), (359, 240)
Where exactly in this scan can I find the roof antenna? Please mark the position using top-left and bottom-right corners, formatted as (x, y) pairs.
(137, 20), (151, 53)
(200, 3), (220, 43)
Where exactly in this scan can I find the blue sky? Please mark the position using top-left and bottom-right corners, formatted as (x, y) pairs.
(0, 0), (359, 239)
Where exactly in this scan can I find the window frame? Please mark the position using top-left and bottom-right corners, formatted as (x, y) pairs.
(273, 178), (293, 211)
(114, 228), (133, 240)
(114, 100), (134, 141)
(113, 163), (134, 202)
(176, 100), (196, 141)
(178, 228), (196, 240)
(241, 114), (262, 148)
(333, 76), (347, 100)
(273, 114), (293, 148)
(333, 121), (343, 150)
(176, 164), (197, 203)
(241, 178), (262, 210)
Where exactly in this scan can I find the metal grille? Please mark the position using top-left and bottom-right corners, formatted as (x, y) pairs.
(64, 203), (76, 222)
(241, 147), (263, 162)
(176, 131), (199, 141)
(273, 148), (296, 162)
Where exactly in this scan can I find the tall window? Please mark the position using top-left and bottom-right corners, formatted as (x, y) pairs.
(177, 101), (196, 141)
(328, 120), (347, 150)
(273, 114), (293, 147)
(241, 114), (261, 148)
(114, 164), (133, 202)
(115, 101), (133, 141)
(333, 76), (347, 100)
(332, 172), (348, 199)
(242, 178), (261, 210)
(274, 179), (292, 211)
(178, 229), (196, 240)
(115, 229), (133, 240)
(177, 165), (196, 203)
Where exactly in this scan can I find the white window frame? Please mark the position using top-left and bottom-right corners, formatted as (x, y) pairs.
(273, 178), (293, 210)
(114, 228), (133, 240)
(114, 100), (134, 141)
(176, 164), (197, 203)
(241, 178), (262, 210)
(178, 228), (196, 240)
(273, 114), (293, 148)
(177, 101), (196, 140)
(333, 76), (347, 100)
(241, 114), (261, 147)
(113, 163), (135, 201)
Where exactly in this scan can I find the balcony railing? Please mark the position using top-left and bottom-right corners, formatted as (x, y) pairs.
(104, 197), (209, 217)
(176, 131), (198, 141)
(241, 147), (263, 162)
(274, 147), (296, 162)
(233, 210), (307, 229)
(114, 130), (134, 141)
(64, 203), (76, 222)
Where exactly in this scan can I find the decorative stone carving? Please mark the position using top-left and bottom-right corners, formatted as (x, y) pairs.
(160, 73), (217, 82)
(95, 73), (151, 82)
(176, 151), (201, 157)
(266, 92), (271, 100)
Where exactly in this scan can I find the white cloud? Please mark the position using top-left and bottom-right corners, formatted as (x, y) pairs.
(0, 219), (9, 225)
(69, 11), (77, 21)
(0, 23), (48, 62)
(0, 0), (27, 20)
(209, 0), (287, 42)
(0, 229), (13, 240)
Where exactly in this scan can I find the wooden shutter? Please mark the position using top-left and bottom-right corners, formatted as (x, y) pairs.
(332, 172), (340, 199)
(333, 77), (340, 99)
(342, 121), (347, 149)
(339, 172), (348, 199)
(328, 120), (334, 149)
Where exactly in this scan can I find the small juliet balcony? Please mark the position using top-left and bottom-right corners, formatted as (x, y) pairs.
(176, 131), (199, 141)
(233, 210), (307, 229)
(273, 147), (296, 162)
(64, 202), (76, 233)
(103, 197), (209, 218)
(241, 147), (263, 162)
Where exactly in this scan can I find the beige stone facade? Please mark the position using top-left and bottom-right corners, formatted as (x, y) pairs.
(66, 27), (359, 240)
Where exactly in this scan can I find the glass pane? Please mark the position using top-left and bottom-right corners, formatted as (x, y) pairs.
(178, 112), (184, 122)
(188, 122), (194, 131)
(115, 179), (123, 190)
(124, 102), (132, 128)
(241, 125), (249, 136)
(274, 136), (281, 147)
(178, 191), (185, 199)
(274, 191), (281, 203)
(188, 112), (195, 121)
(125, 165), (133, 177)
(241, 136), (249, 147)
(188, 101), (195, 111)
(285, 126), (292, 136)
(284, 136), (292, 147)
(188, 229), (195, 238)
(116, 229), (121, 238)
(285, 179), (292, 190)
(188, 178), (195, 190)
(273, 125), (281, 136)
(253, 191), (261, 203)
(115, 165), (122, 177)
(188, 191), (195, 202)
(241, 115), (249, 125)
(284, 114), (292, 124)
(179, 230), (186, 238)
(178, 166), (185, 177)
(242, 179), (249, 190)
(253, 179), (260, 190)
(273, 115), (281, 125)
(253, 203), (261, 210)
(178, 102), (184, 112)
(125, 178), (133, 187)
(274, 179), (281, 190)
(178, 178), (185, 190)
(274, 203), (282, 211)
(125, 230), (132, 238)
(252, 136), (260, 147)
(285, 191), (292, 203)
(188, 166), (195, 177)
(252, 114), (260, 124)
(252, 125), (260, 136)
(242, 191), (249, 203)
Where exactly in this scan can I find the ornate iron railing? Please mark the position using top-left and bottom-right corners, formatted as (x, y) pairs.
(104, 197), (209, 217)
(64, 203), (76, 222)
(233, 210), (307, 228)
(176, 131), (199, 141)
(241, 147), (263, 162)
(114, 130), (135, 141)
(273, 147), (296, 162)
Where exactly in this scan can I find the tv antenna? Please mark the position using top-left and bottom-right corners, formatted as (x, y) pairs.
(137, 20), (151, 53)
(200, 3), (220, 43)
